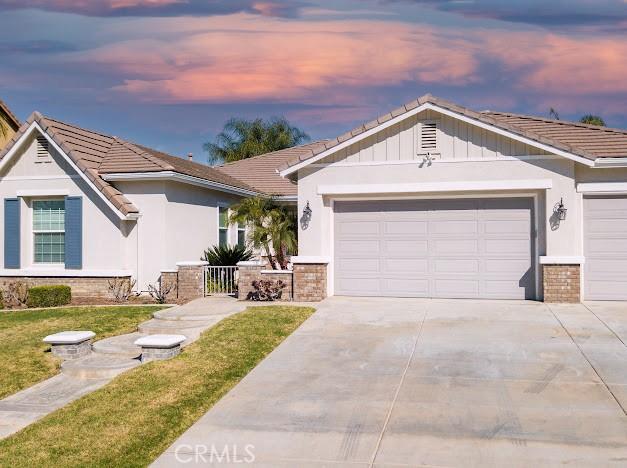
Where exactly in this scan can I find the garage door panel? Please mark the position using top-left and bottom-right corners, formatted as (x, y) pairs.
(485, 258), (531, 275)
(434, 279), (479, 297)
(383, 258), (428, 274)
(383, 239), (428, 255)
(429, 220), (477, 234)
(337, 239), (380, 255)
(383, 278), (429, 296)
(587, 238), (627, 255)
(334, 198), (534, 299)
(433, 258), (480, 274)
(337, 221), (379, 236)
(432, 239), (479, 255)
(484, 238), (530, 254)
(585, 196), (627, 300)
(337, 257), (380, 274)
(383, 220), (428, 235)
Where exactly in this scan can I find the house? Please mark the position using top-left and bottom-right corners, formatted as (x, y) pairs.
(0, 112), (296, 297)
(0, 100), (21, 150)
(278, 94), (627, 302)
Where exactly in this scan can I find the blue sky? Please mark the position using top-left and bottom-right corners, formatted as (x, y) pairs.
(0, 0), (625, 162)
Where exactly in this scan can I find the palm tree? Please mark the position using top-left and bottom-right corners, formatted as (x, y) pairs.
(205, 117), (309, 165)
(228, 197), (297, 269)
(580, 115), (606, 126)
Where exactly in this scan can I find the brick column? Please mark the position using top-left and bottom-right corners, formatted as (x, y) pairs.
(542, 261), (581, 303)
(292, 257), (329, 302)
(236, 261), (265, 300)
(176, 261), (208, 300)
(160, 270), (178, 301)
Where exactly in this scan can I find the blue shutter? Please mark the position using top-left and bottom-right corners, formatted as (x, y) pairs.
(4, 198), (20, 269)
(64, 196), (82, 269)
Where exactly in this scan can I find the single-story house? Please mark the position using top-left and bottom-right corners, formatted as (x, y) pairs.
(2, 94), (626, 302)
(0, 111), (303, 296)
(0, 99), (21, 151)
(278, 94), (627, 302)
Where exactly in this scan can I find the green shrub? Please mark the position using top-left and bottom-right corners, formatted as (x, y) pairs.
(0, 291), (4, 310)
(26, 285), (72, 308)
(201, 244), (253, 266)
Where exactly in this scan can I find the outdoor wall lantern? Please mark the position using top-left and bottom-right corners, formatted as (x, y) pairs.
(300, 201), (312, 230)
(554, 198), (568, 221)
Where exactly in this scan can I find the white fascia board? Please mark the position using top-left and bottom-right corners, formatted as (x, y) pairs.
(279, 103), (595, 177)
(102, 171), (260, 197)
(318, 179), (553, 196)
(16, 189), (70, 197)
(577, 182), (627, 193)
(593, 158), (627, 168)
(274, 195), (298, 202)
(0, 122), (133, 221)
(0, 269), (133, 277)
(539, 256), (585, 265)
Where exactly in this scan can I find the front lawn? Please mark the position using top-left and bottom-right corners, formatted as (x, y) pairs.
(0, 305), (314, 467)
(0, 305), (165, 399)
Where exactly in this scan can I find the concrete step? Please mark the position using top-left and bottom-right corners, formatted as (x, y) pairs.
(61, 354), (141, 379)
(92, 333), (143, 359)
(138, 319), (205, 336)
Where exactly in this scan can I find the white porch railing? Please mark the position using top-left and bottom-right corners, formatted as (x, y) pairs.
(205, 266), (239, 296)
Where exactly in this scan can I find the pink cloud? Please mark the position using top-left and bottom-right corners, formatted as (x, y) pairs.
(74, 15), (479, 105)
(487, 32), (627, 94)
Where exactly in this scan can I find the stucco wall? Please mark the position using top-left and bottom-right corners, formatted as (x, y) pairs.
(118, 180), (244, 291)
(0, 132), (128, 275)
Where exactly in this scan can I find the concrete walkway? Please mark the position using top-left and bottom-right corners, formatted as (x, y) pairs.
(153, 297), (627, 467)
(0, 297), (247, 439)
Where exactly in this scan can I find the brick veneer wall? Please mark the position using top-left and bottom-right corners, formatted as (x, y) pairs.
(543, 264), (581, 303)
(160, 271), (178, 301)
(259, 271), (293, 301)
(293, 263), (327, 302)
(237, 263), (265, 301)
(177, 265), (205, 300)
(0, 276), (129, 298)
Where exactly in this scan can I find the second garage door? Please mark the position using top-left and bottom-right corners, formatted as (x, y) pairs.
(334, 198), (535, 299)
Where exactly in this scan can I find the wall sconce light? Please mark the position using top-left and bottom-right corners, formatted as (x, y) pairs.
(300, 201), (312, 230)
(303, 201), (312, 220)
(554, 198), (567, 221)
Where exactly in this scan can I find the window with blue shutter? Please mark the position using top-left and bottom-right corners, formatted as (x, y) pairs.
(4, 198), (20, 269)
(64, 196), (82, 269)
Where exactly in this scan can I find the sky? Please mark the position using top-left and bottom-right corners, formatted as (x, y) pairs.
(0, 0), (626, 163)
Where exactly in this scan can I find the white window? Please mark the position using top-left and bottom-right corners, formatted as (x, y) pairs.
(33, 200), (65, 263)
(237, 223), (246, 247)
(218, 206), (229, 247)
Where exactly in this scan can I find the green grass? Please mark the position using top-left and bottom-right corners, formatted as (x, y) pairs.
(0, 305), (314, 467)
(0, 305), (166, 399)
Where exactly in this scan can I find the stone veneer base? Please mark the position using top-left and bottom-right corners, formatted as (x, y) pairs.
(0, 276), (130, 298)
(50, 340), (93, 360)
(543, 264), (581, 303)
(141, 345), (181, 361)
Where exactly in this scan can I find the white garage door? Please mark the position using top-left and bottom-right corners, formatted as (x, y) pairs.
(334, 198), (535, 299)
(584, 196), (627, 300)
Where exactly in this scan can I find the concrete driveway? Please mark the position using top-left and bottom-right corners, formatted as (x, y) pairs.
(154, 298), (627, 467)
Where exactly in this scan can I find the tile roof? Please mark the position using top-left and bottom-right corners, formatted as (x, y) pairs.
(278, 94), (627, 173)
(483, 111), (627, 159)
(0, 99), (21, 129)
(0, 113), (262, 216)
(215, 141), (328, 196)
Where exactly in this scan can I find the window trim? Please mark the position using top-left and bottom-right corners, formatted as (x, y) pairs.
(237, 222), (246, 247)
(31, 198), (65, 265)
(217, 204), (230, 247)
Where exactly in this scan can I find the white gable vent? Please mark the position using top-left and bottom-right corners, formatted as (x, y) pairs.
(36, 136), (50, 158)
(419, 121), (437, 151)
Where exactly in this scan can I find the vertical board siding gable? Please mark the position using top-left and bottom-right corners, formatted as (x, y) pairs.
(4, 198), (20, 269)
(65, 196), (83, 269)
